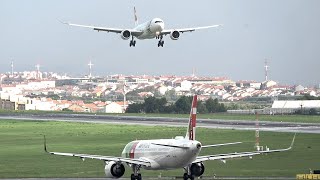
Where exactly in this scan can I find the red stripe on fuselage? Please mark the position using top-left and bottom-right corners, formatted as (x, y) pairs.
(129, 142), (139, 159)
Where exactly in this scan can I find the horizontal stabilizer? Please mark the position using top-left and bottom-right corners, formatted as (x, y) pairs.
(151, 143), (189, 149)
(202, 142), (242, 148)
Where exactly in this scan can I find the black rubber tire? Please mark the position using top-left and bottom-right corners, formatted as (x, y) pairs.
(183, 173), (188, 180)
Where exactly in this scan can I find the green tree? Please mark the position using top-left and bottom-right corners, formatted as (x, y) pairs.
(197, 100), (208, 113)
(205, 98), (226, 113)
(144, 96), (167, 113)
(126, 103), (144, 113)
(174, 96), (192, 114)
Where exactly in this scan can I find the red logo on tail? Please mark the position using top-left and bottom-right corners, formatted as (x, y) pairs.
(189, 95), (197, 140)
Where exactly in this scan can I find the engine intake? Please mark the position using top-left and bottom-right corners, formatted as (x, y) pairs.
(170, 30), (180, 40)
(190, 163), (205, 177)
(104, 161), (125, 178)
(121, 30), (131, 40)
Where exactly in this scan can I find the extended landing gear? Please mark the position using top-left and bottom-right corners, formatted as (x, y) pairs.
(130, 37), (136, 47)
(131, 165), (142, 180)
(131, 173), (142, 180)
(183, 173), (195, 180)
(157, 35), (164, 47)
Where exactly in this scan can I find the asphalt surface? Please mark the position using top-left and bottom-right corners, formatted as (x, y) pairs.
(0, 113), (319, 134)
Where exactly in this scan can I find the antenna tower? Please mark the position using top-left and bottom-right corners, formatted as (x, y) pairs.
(35, 64), (41, 80)
(11, 60), (14, 77)
(264, 59), (269, 81)
(88, 60), (94, 78)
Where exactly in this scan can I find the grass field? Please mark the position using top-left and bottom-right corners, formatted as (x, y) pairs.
(0, 119), (319, 178)
(126, 113), (320, 123)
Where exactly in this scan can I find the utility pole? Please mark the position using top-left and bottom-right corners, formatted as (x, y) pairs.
(123, 81), (127, 113)
(11, 60), (14, 77)
(255, 112), (260, 151)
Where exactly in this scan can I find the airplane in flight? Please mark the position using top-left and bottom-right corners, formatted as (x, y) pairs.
(61, 7), (222, 47)
(44, 95), (296, 180)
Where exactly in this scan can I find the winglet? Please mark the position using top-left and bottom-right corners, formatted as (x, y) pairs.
(43, 135), (48, 153)
(289, 133), (296, 149)
(57, 19), (69, 25)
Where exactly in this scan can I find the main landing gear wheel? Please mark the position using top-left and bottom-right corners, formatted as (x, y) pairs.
(131, 173), (142, 180)
(131, 164), (142, 180)
(157, 35), (164, 47)
(130, 36), (136, 47)
(158, 40), (164, 47)
(183, 173), (195, 180)
(130, 40), (136, 47)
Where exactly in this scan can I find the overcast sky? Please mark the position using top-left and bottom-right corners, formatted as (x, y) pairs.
(1, 0), (319, 85)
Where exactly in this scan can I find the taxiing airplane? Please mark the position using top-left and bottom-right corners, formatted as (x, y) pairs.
(44, 95), (296, 180)
(61, 7), (222, 47)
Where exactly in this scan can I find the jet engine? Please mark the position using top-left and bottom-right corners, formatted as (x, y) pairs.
(121, 30), (131, 40)
(170, 30), (180, 40)
(190, 163), (205, 177)
(104, 161), (125, 178)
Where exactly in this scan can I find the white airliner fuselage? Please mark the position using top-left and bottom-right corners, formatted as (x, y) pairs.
(121, 137), (201, 170)
(133, 18), (165, 40)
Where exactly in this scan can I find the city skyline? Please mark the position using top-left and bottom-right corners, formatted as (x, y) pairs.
(1, 59), (318, 87)
(1, 0), (319, 85)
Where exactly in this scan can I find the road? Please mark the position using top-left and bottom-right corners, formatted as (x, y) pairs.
(0, 113), (319, 134)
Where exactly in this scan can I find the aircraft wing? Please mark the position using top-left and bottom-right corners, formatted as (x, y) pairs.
(161, 24), (222, 35)
(194, 133), (296, 163)
(61, 21), (142, 35)
(43, 136), (150, 167)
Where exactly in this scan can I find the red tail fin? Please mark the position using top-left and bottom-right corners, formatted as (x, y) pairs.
(186, 95), (197, 140)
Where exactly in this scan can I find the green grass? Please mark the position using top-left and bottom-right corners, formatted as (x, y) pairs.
(0, 119), (319, 178)
(125, 113), (320, 123)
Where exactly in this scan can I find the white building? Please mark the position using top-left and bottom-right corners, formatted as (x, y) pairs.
(104, 102), (123, 113)
(271, 100), (320, 114)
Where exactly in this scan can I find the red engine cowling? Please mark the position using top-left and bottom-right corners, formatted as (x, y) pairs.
(190, 163), (205, 177)
(104, 161), (125, 178)
(170, 30), (180, 40)
(121, 30), (131, 40)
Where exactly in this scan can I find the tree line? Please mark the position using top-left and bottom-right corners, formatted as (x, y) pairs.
(126, 96), (226, 114)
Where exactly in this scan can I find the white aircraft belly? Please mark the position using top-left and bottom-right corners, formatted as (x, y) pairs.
(136, 31), (156, 40)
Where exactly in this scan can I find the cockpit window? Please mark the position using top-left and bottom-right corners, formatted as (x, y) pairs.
(155, 21), (163, 23)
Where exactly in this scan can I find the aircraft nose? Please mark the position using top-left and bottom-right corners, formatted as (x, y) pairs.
(196, 143), (202, 149)
(159, 23), (164, 31)
(191, 142), (202, 152)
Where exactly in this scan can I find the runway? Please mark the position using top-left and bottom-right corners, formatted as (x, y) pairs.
(0, 113), (319, 134)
